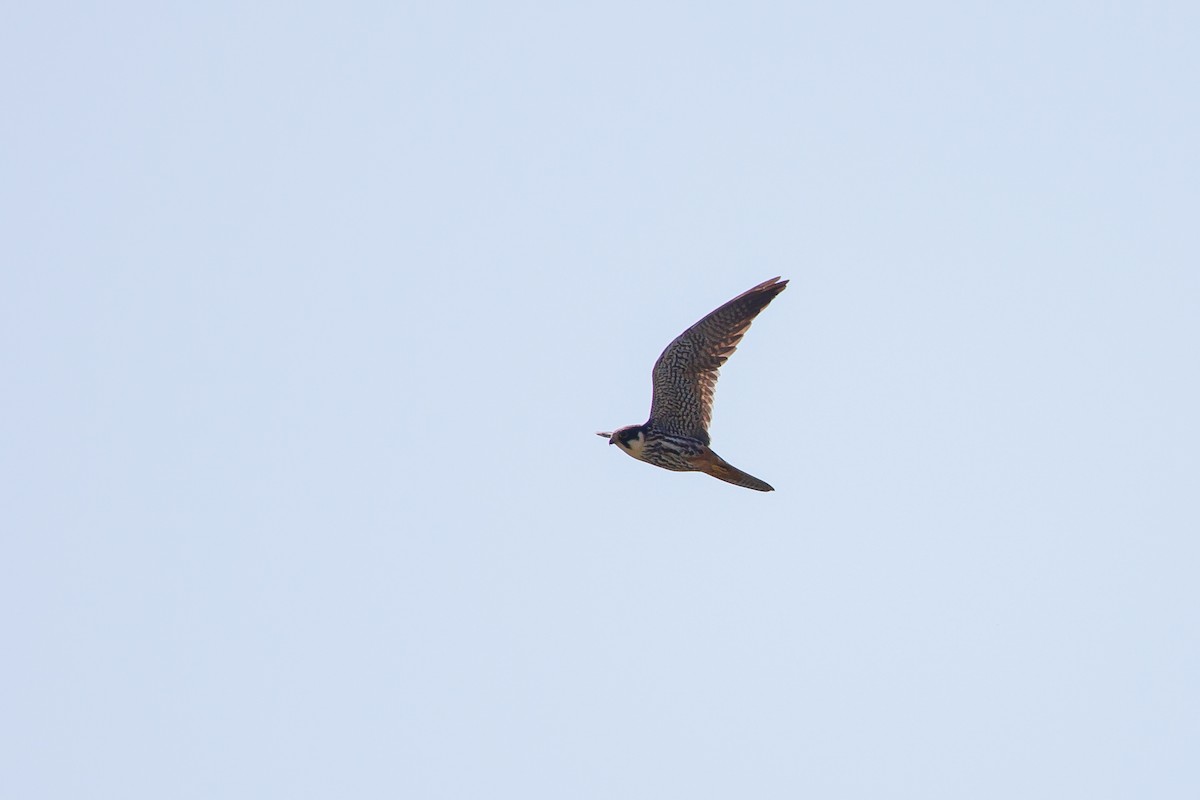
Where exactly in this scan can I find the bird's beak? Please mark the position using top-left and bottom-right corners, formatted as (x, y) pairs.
(596, 431), (613, 444)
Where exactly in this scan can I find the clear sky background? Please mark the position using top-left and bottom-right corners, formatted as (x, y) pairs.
(3, 3), (1198, 798)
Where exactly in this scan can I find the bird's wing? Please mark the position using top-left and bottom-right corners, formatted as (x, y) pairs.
(648, 276), (788, 443)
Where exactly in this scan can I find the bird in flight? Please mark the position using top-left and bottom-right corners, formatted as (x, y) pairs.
(597, 276), (788, 492)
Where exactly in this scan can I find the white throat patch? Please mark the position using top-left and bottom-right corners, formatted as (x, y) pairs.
(622, 430), (646, 459)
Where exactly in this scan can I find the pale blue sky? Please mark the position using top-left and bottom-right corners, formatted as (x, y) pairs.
(3, 3), (1198, 798)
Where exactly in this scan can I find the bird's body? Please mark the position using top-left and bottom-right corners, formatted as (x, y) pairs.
(598, 276), (788, 492)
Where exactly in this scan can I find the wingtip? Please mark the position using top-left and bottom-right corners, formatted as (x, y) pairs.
(741, 276), (788, 297)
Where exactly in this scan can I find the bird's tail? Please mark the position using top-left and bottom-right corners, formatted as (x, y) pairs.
(702, 452), (775, 492)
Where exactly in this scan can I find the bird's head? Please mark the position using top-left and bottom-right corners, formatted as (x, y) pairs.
(596, 425), (646, 454)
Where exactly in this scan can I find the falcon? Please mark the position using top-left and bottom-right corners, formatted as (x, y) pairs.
(597, 276), (788, 491)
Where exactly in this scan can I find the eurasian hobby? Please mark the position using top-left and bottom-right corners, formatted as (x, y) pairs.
(597, 276), (787, 492)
